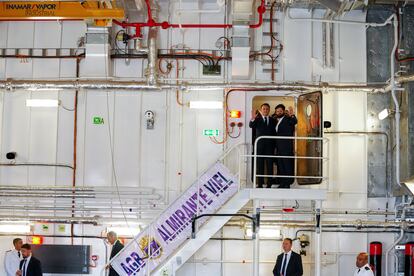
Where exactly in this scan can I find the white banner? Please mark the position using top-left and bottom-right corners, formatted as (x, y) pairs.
(111, 162), (238, 276)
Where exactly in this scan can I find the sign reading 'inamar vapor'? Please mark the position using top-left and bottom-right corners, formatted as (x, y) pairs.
(111, 163), (238, 276)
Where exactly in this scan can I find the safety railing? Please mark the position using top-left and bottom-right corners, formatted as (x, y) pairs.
(245, 136), (329, 188)
(108, 142), (247, 276)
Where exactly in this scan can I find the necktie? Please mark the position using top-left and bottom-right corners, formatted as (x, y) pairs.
(18, 252), (20, 258)
(22, 259), (26, 276)
(358, 268), (360, 273)
(281, 254), (287, 275)
(265, 117), (268, 126)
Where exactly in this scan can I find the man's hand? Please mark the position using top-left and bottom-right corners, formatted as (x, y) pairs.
(251, 109), (258, 121)
(16, 269), (22, 276)
(288, 106), (295, 117)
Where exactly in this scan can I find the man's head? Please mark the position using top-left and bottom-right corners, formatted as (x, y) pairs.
(282, 238), (293, 253)
(21, 244), (31, 258)
(107, 231), (118, 245)
(260, 103), (271, 117)
(356, 252), (369, 268)
(275, 104), (286, 118)
(13, 238), (23, 251)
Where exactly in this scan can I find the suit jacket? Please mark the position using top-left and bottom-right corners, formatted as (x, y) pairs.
(249, 115), (276, 153)
(109, 240), (124, 276)
(273, 251), (303, 276)
(274, 115), (297, 154)
(19, 256), (42, 276)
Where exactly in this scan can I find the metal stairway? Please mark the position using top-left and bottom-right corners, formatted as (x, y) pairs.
(109, 142), (327, 276)
(153, 188), (326, 276)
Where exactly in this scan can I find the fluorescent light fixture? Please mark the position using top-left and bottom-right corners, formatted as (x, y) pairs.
(189, 101), (223, 109)
(26, 99), (59, 107)
(378, 108), (391, 120)
(246, 227), (281, 239)
(0, 223), (31, 234)
(107, 226), (141, 237)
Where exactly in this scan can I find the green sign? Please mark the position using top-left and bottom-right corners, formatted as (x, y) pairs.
(93, 117), (104, 125)
(203, 129), (220, 137)
(58, 225), (66, 232)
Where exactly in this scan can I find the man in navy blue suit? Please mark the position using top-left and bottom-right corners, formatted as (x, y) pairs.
(273, 104), (297, 188)
(16, 244), (42, 276)
(249, 103), (276, 188)
(273, 238), (303, 276)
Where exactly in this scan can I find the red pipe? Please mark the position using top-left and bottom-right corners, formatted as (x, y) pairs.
(113, 0), (265, 38)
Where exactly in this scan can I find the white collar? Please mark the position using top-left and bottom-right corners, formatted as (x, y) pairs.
(283, 250), (292, 256)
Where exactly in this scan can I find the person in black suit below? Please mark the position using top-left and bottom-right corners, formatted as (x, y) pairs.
(16, 243), (42, 276)
(249, 103), (276, 188)
(273, 238), (303, 276)
(106, 231), (124, 276)
(273, 104), (297, 188)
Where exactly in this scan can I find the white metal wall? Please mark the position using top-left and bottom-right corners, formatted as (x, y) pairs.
(0, 6), (395, 276)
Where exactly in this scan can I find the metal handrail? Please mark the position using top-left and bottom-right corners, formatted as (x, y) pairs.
(252, 136), (329, 188)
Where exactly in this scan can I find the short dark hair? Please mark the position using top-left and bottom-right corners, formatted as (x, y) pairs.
(275, 104), (286, 111)
(13, 238), (22, 245)
(261, 103), (270, 109)
(284, 238), (293, 244)
(21, 244), (31, 250)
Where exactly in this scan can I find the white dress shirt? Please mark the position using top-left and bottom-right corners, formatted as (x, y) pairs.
(280, 250), (292, 276)
(21, 255), (31, 276)
(353, 263), (374, 276)
(4, 249), (21, 276)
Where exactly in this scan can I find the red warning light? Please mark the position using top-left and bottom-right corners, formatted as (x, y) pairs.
(230, 110), (241, 118)
(31, 236), (43, 245)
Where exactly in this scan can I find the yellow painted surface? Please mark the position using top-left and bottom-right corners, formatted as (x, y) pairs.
(0, 1), (124, 20)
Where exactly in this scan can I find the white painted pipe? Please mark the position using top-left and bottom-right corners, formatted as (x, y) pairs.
(287, 8), (394, 27)
(0, 80), (386, 93)
(385, 228), (404, 276)
(390, 14), (401, 188)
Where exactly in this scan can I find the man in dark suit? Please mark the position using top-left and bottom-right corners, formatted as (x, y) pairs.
(273, 104), (297, 188)
(249, 103), (276, 188)
(107, 231), (124, 276)
(16, 243), (42, 276)
(273, 238), (303, 276)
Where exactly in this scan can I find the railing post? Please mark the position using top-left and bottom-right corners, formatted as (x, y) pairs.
(253, 204), (260, 276)
(315, 200), (322, 276)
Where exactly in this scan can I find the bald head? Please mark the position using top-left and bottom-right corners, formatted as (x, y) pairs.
(356, 252), (369, 268)
(107, 231), (118, 245)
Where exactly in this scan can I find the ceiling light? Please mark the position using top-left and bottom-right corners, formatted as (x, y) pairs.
(0, 223), (31, 234)
(378, 108), (391, 120)
(107, 226), (141, 237)
(189, 101), (223, 109)
(245, 226), (281, 239)
(26, 99), (60, 107)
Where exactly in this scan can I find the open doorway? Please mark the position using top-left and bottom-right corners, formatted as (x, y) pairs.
(249, 92), (323, 187)
(250, 96), (296, 187)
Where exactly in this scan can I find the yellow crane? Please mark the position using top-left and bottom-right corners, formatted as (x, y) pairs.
(0, 1), (125, 26)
